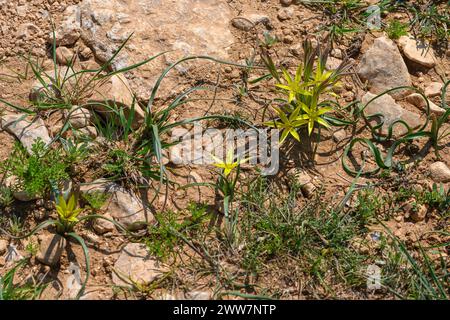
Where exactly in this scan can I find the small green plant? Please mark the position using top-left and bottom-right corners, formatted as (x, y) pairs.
(25, 241), (39, 256)
(407, 1), (449, 46)
(145, 203), (208, 260)
(82, 191), (109, 211)
(300, 0), (365, 43)
(3, 139), (69, 198)
(0, 185), (14, 207)
(417, 183), (449, 214)
(55, 194), (83, 234)
(9, 215), (24, 236)
(260, 31), (278, 48)
(262, 40), (349, 155)
(386, 20), (409, 39)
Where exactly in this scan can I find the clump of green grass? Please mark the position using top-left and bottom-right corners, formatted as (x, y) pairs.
(408, 1), (449, 46)
(235, 176), (372, 293)
(386, 20), (409, 39)
(0, 185), (14, 208)
(145, 203), (208, 260)
(0, 259), (46, 300)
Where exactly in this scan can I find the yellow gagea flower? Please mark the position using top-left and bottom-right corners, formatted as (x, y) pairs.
(264, 105), (308, 144)
(56, 195), (82, 223)
(298, 102), (332, 136)
(210, 149), (249, 177)
(275, 66), (312, 103)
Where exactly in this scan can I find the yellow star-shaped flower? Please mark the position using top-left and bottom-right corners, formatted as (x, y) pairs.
(210, 149), (249, 177)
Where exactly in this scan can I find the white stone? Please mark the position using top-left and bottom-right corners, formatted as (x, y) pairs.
(80, 180), (155, 230)
(358, 37), (411, 99)
(362, 92), (422, 137)
(112, 243), (166, 288)
(0, 114), (51, 153)
(429, 162), (450, 183)
(398, 36), (437, 68)
(79, 0), (235, 100)
(424, 82), (443, 97)
(49, 5), (81, 46)
(406, 93), (445, 116)
(67, 106), (92, 129)
(36, 234), (67, 267)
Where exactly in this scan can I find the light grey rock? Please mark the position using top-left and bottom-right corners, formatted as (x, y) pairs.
(362, 92), (422, 137)
(92, 214), (115, 234)
(55, 46), (74, 66)
(112, 243), (166, 288)
(405, 93), (445, 116)
(232, 13), (270, 31)
(0, 239), (8, 255)
(357, 37), (411, 99)
(67, 106), (92, 129)
(424, 82), (443, 97)
(79, 0), (234, 100)
(429, 162), (450, 183)
(36, 234), (67, 267)
(76, 126), (98, 139)
(289, 169), (316, 198)
(80, 179), (155, 230)
(277, 7), (294, 20)
(398, 36), (436, 68)
(0, 114), (51, 153)
(87, 74), (145, 129)
(49, 5), (81, 46)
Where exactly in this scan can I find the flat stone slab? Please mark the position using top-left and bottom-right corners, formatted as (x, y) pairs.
(362, 92), (422, 137)
(0, 114), (51, 153)
(79, 0), (234, 100)
(398, 36), (436, 68)
(112, 243), (167, 288)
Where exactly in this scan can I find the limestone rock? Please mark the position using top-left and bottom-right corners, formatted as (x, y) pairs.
(0, 239), (8, 255)
(80, 180), (155, 230)
(362, 92), (422, 137)
(49, 5), (81, 46)
(55, 47), (74, 66)
(429, 162), (450, 183)
(79, 0), (234, 100)
(112, 243), (166, 288)
(36, 234), (67, 267)
(0, 114), (51, 153)
(424, 82), (443, 98)
(76, 126), (98, 139)
(332, 129), (347, 143)
(289, 169), (316, 198)
(184, 291), (212, 300)
(410, 205), (427, 223)
(67, 106), (92, 129)
(92, 214), (115, 234)
(357, 37), (411, 99)
(398, 36), (436, 68)
(405, 93), (445, 116)
(87, 74), (145, 129)
(4, 175), (39, 202)
(232, 14), (270, 31)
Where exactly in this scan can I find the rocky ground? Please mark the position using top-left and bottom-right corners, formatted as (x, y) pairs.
(0, 0), (449, 300)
